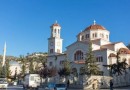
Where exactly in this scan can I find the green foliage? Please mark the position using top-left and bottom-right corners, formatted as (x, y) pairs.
(85, 42), (100, 75)
(104, 52), (128, 76)
(5, 60), (11, 78)
(0, 60), (11, 78)
(18, 55), (26, 77)
(0, 66), (6, 78)
(58, 60), (71, 77)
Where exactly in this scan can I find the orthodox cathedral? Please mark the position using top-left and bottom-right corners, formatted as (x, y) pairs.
(47, 21), (130, 87)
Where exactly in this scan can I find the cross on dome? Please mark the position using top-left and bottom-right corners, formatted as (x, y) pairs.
(55, 20), (57, 23)
(93, 20), (96, 25)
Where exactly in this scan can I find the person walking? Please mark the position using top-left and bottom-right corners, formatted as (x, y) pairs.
(110, 80), (113, 90)
(67, 80), (70, 88)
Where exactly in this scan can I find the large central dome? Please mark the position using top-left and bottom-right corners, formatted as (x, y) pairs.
(85, 24), (106, 30)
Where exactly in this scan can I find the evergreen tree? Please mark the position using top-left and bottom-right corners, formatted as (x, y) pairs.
(85, 42), (100, 75)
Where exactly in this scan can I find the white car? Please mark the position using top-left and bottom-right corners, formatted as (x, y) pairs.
(0, 78), (8, 88)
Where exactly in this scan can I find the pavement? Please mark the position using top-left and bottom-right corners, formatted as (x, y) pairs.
(38, 85), (130, 90)
(6, 84), (130, 90)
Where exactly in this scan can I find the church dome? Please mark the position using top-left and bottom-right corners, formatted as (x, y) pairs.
(119, 48), (130, 54)
(51, 21), (60, 28)
(52, 23), (60, 26)
(85, 24), (106, 30)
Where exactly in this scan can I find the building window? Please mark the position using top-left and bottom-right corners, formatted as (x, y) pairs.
(60, 61), (64, 65)
(95, 33), (97, 37)
(58, 29), (60, 34)
(49, 62), (53, 66)
(93, 33), (95, 38)
(96, 56), (103, 62)
(86, 34), (89, 39)
(106, 35), (108, 39)
(50, 49), (53, 53)
(54, 29), (56, 33)
(74, 50), (83, 60)
(81, 36), (84, 40)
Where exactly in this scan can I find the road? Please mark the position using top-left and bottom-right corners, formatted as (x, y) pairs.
(2, 85), (130, 90)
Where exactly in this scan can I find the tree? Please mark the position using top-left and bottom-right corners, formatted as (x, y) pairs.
(5, 59), (12, 79)
(104, 52), (128, 76)
(58, 60), (71, 77)
(85, 42), (100, 75)
(37, 54), (47, 69)
(27, 56), (35, 74)
(17, 55), (27, 78)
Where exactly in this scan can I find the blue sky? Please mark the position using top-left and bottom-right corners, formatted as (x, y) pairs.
(0, 0), (130, 56)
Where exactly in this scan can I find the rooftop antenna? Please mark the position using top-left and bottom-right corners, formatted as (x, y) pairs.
(93, 20), (96, 25)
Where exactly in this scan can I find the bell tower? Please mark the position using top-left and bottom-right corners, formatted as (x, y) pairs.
(48, 21), (63, 56)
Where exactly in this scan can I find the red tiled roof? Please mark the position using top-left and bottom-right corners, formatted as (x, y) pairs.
(52, 23), (60, 26)
(51, 23), (60, 28)
(109, 53), (116, 57)
(85, 24), (106, 30)
(119, 48), (130, 54)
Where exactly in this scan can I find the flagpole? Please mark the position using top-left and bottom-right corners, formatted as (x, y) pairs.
(2, 42), (6, 67)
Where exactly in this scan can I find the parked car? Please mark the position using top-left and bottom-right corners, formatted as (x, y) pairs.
(54, 84), (67, 90)
(45, 82), (55, 90)
(0, 78), (8, 89)
(23, 74), (41, 89)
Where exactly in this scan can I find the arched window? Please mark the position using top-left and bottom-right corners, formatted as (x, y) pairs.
(54, 29), (56, 33)
(58, 29), (60, 34)
(95, 33), (97, 37)
(86, 34), (89, 39)
(74, 50), (83, 60)
(93, 33), (95, 38)
(106, 35), (108, 39)
(81, 36), (84, 40)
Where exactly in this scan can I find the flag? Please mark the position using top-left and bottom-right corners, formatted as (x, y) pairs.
(2, 42), (6, 67)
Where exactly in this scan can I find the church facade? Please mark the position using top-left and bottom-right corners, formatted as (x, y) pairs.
(47, 21), (130, 87)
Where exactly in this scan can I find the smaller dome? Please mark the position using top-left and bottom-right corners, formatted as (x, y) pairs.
(109, 53), (116, 57)
(85, 24), (106, 30)
(119, 48), (130, 54)
(52, 23), (60, 26)
(51, 21), (61, 28)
